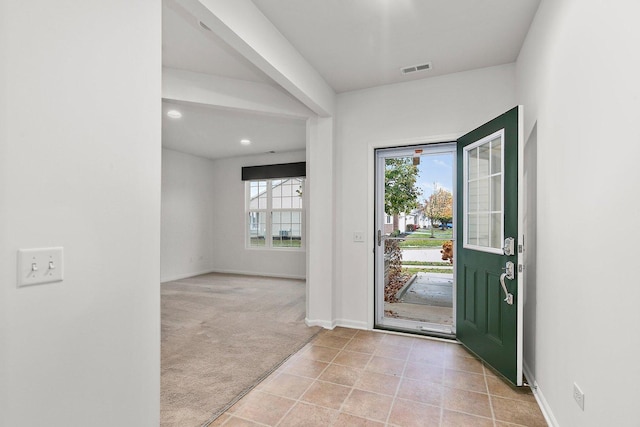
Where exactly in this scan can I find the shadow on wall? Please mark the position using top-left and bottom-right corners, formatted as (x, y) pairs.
(523, 123), (538, 378)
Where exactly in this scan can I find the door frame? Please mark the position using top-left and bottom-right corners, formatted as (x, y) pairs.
(365, 134), (460, 330)
(374, 142), (457, 336)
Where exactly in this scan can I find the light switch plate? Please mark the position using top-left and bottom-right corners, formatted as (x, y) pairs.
(17, 247), (64, 287)
(353, 232), (365, 242)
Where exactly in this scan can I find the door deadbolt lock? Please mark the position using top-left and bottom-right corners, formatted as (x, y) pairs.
(503, 237), (515, 256)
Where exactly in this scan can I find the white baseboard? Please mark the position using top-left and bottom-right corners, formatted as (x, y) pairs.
(305, 318), (335, 329)
(161, 268), (305, 283)
(304, 318), (370, 331)
(160, 269), (217, 283)
(207, 268), (305, 281)
(523, 362), (559, 427)
(334, 319), (368, 330)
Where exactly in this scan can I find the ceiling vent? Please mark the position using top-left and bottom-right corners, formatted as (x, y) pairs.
(401, 62), (432, 75)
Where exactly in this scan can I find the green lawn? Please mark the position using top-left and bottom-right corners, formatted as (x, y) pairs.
(250, 237), (301, 248)
(402, 267), (454, 275)
(401, 261), (451, 266)
(398, 228), (453, 248)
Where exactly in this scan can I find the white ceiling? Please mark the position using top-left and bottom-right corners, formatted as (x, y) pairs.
(161, 0), (541, 159)
(162, 0), (271, 84)
(162, 101), (306, 160)
(251, 0), (541, 93)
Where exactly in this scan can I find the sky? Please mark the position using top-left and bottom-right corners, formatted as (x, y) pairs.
(415, 153), (454, 202)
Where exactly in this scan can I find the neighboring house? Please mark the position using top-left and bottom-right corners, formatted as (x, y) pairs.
(384, 209), (427, 234)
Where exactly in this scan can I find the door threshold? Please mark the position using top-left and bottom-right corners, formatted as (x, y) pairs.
(376, 318), (455, 340)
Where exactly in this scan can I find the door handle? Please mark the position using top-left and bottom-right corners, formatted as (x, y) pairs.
(377, 230), (382, 247)
(500, 261), (514, 305)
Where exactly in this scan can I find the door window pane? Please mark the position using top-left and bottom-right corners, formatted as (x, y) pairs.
(477, 177), (490, 211)
(477, 214), (490, 247)
(491, 137), (502, 174)
(464, 130), (504, 252)
(491, 175), (501, 211)
(490, 213), (502, 249)
(469, 148), (478, 180)
(478, 144), (490, 176)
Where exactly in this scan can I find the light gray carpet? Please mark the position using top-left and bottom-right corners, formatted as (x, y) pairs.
(161, 273), (320, 427)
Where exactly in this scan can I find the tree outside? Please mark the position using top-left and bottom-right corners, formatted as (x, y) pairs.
(423, 183), (453, 237)
(384, 157), (422, 233)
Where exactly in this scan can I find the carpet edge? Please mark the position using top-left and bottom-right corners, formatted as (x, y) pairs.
(201, 327), (323, 427)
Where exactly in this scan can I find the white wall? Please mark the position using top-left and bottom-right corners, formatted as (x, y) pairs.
(305, 116), (335, 327)
(333, 64), (517, 328)
(0, 1), (160, 426)
(161, 149), (217, 282)
(517, 1), (640, 426)
(209, 150), (307, 279)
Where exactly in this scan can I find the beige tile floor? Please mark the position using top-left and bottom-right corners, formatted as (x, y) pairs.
(211, 328), (547, 427)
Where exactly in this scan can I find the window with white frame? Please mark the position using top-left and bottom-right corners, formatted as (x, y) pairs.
(247, 178), (304, 249)
(463, 129), (504, 253)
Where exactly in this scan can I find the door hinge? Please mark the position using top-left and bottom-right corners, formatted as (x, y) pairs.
(518, 264), (524, 273)
(518, 244), (524, 253)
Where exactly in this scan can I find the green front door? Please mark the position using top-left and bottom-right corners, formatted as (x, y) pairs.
(456, 106), (523, 386)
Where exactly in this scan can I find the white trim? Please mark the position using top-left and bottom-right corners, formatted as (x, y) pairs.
(203, 268), (305, 281)
(373, 140), (457, 332)
(523, 362), (559, 427)
(304, 318), (335, 329)
(380, 328), (459, 344)
(160, 269), (218, 283)
(367, 133), (461, 330)
(516, 105), (525, 386)
(462, 128), (505, 255)
(333, 319), (369, 330)
(376, 317), (454, 335)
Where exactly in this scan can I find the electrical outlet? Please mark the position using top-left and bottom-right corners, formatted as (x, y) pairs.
(573, 382), (585, 410)
(353, 231), (365, 242)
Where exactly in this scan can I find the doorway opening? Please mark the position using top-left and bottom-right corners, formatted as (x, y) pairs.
(374, 143), (456, 338)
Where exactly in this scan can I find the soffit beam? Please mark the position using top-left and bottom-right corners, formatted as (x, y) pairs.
(175, 0), (336, 117)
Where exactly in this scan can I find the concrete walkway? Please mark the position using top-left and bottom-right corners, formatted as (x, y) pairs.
(385, 272), (454, 325)
(399, 272), (453, 307)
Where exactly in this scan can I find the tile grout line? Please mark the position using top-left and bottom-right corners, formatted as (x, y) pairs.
(273, 329), (357, 426)
(334, 330), (381, 423)
(226, 329), (537, 427)
(226, 330), (348, 427)
(483, 363), (498, 427)
(384, 334), (419, 426)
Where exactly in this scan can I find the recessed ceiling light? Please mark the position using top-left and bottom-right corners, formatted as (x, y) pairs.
(240, 139), (252, 146)
(167, 110), (182, 119)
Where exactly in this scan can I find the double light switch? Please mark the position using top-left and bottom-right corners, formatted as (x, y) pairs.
(17, 247), (64, 286)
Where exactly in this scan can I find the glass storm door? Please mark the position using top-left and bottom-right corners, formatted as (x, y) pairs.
(456, 106), (524, 386)
(374, 143), (456, 336)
